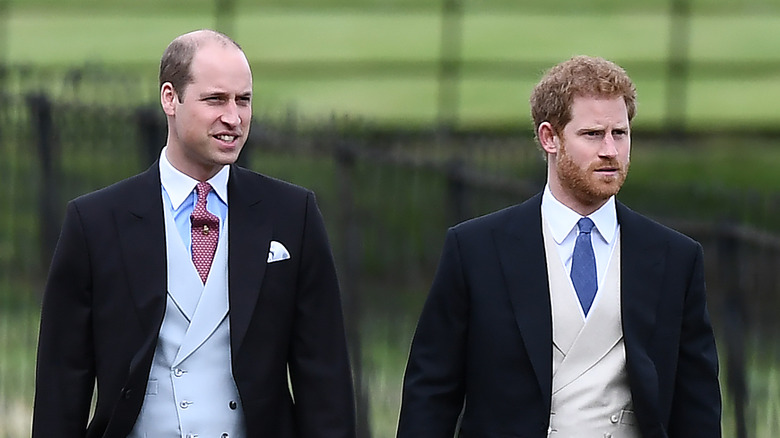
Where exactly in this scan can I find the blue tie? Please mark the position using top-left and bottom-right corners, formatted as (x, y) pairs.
(571, 218), (597, 316)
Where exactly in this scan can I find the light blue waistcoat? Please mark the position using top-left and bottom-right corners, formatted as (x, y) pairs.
(129, 205), (246, 438)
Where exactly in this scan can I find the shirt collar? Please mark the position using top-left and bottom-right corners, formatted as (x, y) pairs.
(159, 146), (230, 210)
(541, 184), (618, 245)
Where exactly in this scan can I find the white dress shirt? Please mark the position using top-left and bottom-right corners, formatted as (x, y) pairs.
(159, 146), (229, 253)
(541, 185), (620, 317)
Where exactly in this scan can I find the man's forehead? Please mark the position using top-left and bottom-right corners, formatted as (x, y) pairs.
(570, 96), (628, 115)
(192, 41), (245, 63)
(189, 44), (251, 81)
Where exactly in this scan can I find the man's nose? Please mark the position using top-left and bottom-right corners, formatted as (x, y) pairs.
(599, 134), (619, 157)
(221, 101), (241, 126)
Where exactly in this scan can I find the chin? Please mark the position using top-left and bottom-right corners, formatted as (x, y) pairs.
(216, 150), (242, 164)
(593, 186), (622, 200)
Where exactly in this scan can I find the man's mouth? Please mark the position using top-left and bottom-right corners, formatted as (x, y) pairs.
(215, 134), (239, 142)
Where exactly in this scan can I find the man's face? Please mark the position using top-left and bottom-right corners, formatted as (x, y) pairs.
(163, 42), (253, 181)
(549, 96), (631, 213)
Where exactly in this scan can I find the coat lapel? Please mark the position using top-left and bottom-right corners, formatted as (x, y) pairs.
(493, 194), (553, 409)
(618, 203), (665, 348)
(116, 163), (167, 339)
(227, 166), (272, 354)
(617, 202), (666, 415)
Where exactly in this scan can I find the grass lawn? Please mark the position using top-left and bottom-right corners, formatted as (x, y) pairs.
(6, 9), (780, 130)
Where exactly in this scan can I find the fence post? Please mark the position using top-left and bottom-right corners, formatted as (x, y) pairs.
(666, 0), (691, 134)
(0, 0), (7, 94)
(27, 93), (61, 274)
(214, 0), (237, 37)
(718, 224), (748, 438)
(446, 158), (468, 225)
(334, 140), (372, 438)
(437, 0), (464, 132)
(237, 119), (253, 168)
(136, 106), (166, 166)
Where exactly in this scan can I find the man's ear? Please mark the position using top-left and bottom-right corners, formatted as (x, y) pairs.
(160, 82), (177, 116)
(538, 121), (559, 155)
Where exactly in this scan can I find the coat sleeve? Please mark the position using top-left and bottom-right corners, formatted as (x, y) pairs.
(397, 229), (468, 438)
(32, 201), (96, 438)
(668, 243), (722, 437)
(287, 192), (357, 438)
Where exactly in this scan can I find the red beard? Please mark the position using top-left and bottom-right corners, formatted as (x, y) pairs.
(556, 142), (629, 207)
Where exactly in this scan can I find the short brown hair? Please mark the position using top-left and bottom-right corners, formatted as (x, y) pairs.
(530, 55), (636, 139)
(158, 29), (243, 101)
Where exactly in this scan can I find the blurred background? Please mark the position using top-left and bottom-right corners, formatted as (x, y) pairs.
(1, 0), (780, 436)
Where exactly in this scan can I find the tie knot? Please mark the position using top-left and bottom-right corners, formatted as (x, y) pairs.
(191, 182), (218, 228)
(195, 182), (212, 201)
(577, 217), (595, 234)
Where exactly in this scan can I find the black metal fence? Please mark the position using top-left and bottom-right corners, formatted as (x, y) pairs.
(1, 66), (780, 436)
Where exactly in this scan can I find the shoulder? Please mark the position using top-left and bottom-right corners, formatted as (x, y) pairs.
(229, 165), (319, 218)
(451, 192), (542, 237)
(230, 165), (313, 198)
(70, 164), (159, 211)
(617, 201), (700, 251)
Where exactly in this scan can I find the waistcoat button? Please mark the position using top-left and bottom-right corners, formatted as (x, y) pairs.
(229, 400), (237, 410)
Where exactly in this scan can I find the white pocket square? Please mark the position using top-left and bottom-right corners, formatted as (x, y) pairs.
(267, 240), (291, 263)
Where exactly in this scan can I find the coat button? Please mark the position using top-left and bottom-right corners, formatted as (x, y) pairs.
(173, 368), (185, 377)
(180, 400), (193, 409)
(123, 389), (132, 399)
(229, 400), (237, 410)
(610, 414), (619, 423)
(221, 434), (229, 438)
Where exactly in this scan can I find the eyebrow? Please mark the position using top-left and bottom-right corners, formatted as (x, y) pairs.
(576, 125), (629, 133)
(199, 91), (253, 99)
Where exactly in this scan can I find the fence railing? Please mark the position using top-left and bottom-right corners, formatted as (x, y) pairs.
(3, 76), (780, 436)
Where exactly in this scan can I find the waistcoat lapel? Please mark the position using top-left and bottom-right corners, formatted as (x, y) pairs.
(543, 218), (624, 394)
(542, 220), (585, 358)
(163, 207), (230, 367)
(164, 221), (200, 321)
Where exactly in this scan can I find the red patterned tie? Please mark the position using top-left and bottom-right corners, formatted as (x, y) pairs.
(191, 182), (220, 283)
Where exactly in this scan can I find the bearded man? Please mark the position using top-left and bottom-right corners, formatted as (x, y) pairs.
(397, 55), (721, 438)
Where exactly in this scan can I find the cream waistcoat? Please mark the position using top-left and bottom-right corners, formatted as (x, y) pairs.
(542, 217), (639, 438)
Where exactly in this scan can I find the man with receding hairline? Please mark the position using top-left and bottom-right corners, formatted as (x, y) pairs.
(33, 29), (356, 438)
(397, 55), (721, 437)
